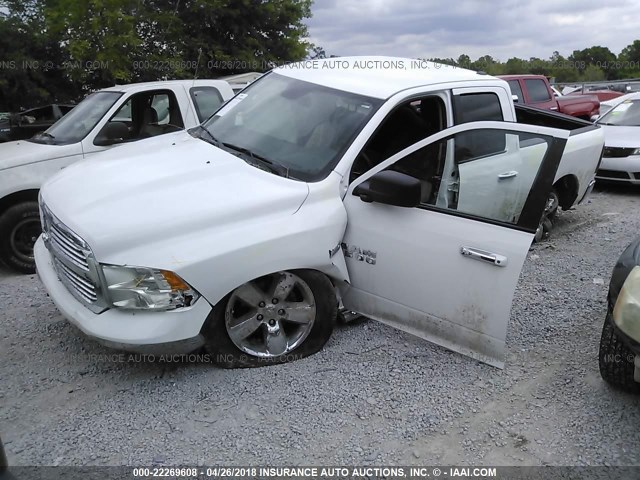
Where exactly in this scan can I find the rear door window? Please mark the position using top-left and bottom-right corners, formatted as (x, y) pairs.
(524, 79), (552, 103)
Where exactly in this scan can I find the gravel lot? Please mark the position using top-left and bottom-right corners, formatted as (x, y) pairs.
(1, 186), (640, 467)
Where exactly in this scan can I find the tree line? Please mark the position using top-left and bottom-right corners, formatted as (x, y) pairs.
(2, 0), (640, 111)
(427, 45), (640, 84)
(312, 44), (640, 84)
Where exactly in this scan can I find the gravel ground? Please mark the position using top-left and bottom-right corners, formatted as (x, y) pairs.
(1, 186), (640, 467)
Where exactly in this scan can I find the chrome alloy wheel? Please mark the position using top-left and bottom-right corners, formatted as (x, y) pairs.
(224, 272), (317, 358)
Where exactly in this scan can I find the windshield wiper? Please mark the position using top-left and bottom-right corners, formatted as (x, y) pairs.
(189, 125), (222, 148)
(222, 142), (290, 178)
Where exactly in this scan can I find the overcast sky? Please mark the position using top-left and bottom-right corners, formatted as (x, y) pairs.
(306, 0), (639, 61)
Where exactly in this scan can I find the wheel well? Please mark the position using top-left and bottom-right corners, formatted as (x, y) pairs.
(554, 175), (579, 210)
(0, 190), (40, 217)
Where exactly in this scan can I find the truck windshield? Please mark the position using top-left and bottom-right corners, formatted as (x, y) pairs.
(598, 100), (640, 126)
(29, 91), (122, 145)
(201, 73), (382, 181)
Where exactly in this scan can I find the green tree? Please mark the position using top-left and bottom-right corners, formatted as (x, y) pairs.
(528, 57), (548, 75)
(0, 7), (79, 110)
(620, 40), (640, 77)
(620, 40), (640, 63)
(472, 55), (501, 75)
(45, 0), (144, 88)
(456, 54), (471, 69)
(308, 46), (326, 60)
(547, 51), (579, 82)
(37, 0), (313, 88)
(569, 46), (617, 79)
(165, 0), (313, 77)
(579, 64), (605, 81)
(503, 57), (528, 74)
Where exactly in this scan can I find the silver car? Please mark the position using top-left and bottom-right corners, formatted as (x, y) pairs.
(595, 92), (640, 185)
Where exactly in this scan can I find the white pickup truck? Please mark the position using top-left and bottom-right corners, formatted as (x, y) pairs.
(35, 57), (604, 368)
(0, 79), (234, 273)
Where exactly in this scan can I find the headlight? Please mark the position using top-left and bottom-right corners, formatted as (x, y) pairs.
(632, 148), (640, 156)
(101, 264), (200, 311)
(613, 266), (640, 342)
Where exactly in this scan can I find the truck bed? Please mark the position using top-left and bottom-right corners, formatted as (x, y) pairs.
(513, 104), (594, 132)
(514, 104), (604, 207)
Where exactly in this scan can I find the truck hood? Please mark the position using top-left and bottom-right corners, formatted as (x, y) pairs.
(599, 125), (640, 149)
(40, 132), (310, 260)
(0, 139), (82, 171)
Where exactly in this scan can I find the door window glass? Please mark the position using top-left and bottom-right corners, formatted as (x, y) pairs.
(94, 90), (184, 145)
(151, 94), (170, 124)
(20, 106), (55, 125)
(112, 99), (132, 122)
(385, 129), (553, 226)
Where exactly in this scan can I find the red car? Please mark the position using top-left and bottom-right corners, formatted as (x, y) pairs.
(500, 74), (600, 120)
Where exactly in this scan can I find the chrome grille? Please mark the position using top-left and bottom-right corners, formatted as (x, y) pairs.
(48, 222), (90, 271)
(41, 203), (104, 310)
(54, 257), (98, 303)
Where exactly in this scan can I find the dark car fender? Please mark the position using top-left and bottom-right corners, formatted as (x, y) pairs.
(608, 237), (640, 310)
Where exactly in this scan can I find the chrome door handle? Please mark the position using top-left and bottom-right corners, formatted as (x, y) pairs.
(498, 171), (518, 179)
(461, 246), (508, 267)
(550, 106), (558, 111)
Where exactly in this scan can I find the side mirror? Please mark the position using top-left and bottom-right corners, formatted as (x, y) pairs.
(353, 170), (422, 208)
(94, 121), (129, 146)
(512, 95), (519, 103)
(590, 114), (600, 123)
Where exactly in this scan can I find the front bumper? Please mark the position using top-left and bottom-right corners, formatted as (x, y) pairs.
(35, 238), (210, 353)
(596, 155), (640, 184)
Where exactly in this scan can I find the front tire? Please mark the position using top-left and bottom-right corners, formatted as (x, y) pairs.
(598, 313), (640, 393)
(0, 201), (41, 274)
(202, 269), (337, 368)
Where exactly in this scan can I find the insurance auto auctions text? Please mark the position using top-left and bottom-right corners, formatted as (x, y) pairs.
(281, 59), (459, 70)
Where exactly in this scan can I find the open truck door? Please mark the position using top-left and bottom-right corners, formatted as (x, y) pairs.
(341, 121), (569, 368)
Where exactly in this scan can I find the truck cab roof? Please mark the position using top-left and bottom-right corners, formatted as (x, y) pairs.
(101, 79), (231, 95)
(274, 56), (505, 99)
